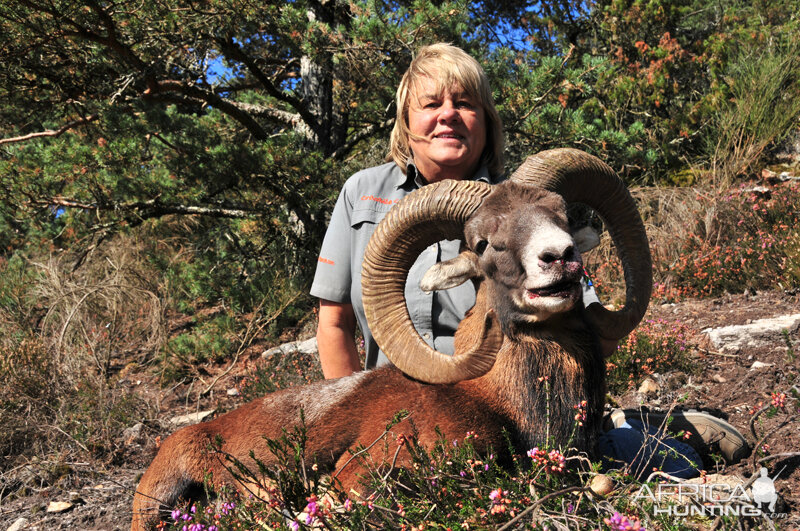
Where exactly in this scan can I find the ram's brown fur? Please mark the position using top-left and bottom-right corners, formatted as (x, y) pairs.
(133, 294), (602, 530)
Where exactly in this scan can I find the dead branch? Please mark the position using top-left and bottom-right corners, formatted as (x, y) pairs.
(0, 114), (99, 146)
(199, 290), (302, 396)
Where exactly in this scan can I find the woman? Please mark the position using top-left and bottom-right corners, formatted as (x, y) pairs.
(310, 43), (504, 378)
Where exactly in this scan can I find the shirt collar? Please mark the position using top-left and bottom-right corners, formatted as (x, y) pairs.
(396, 158), (495, 189)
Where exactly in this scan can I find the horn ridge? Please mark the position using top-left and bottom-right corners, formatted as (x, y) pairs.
(362, 180), (501, 384)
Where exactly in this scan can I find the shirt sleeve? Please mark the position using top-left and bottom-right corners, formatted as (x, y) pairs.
(310, 184), (354, 303)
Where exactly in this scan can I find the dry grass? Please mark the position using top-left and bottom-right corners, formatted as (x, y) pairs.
(583, 185), (710, 302)
(0, 234), (167, 478)
(33, 234), (166, 385)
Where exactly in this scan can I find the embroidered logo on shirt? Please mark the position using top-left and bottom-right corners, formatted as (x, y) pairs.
(361, 195), (400, 205)
(318, 257), (335, 265)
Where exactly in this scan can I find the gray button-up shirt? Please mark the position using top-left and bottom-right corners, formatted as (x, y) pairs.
(310, 161), (503, 369)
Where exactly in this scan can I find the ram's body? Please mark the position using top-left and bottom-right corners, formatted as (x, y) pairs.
(132, 150), (651, 530)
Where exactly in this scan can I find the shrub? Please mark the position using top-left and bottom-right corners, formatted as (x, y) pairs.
(605, 319), (696, 395)
(152, 407), (764, 530)
(659, 183), (800, 300)
(238, 347), (324, 400)
(704, 41), (800, 186)
(0, 332), (153, 473)
(587, 181), (800, 304)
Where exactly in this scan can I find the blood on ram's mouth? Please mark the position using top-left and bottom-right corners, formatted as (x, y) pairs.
(525, 281), (580, 300)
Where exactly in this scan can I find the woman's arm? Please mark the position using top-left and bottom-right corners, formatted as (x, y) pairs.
(316, 299), (362, 379)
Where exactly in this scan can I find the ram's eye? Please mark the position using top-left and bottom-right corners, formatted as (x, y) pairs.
(474, 239), (488, 256)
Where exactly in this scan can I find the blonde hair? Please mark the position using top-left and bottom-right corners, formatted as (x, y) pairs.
(388, 43), (504, 177)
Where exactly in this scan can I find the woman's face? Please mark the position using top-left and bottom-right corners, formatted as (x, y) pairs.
(407, 76), (487, 183)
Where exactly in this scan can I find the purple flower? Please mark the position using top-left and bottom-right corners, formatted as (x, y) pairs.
(603, 511), (645, 531)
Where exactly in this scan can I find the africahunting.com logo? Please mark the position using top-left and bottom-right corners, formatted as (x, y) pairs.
(634, 468), (789, 518)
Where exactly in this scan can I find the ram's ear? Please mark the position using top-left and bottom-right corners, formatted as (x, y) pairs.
(420, 251), (481, 292)
(572, 226), (601, 254)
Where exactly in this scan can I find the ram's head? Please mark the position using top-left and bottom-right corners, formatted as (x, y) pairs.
(362, 148), (652, 383)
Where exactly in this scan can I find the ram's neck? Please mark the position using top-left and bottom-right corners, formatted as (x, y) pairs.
(457, 286), (606, 454)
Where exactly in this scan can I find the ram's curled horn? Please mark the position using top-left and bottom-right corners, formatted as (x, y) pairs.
(510, 148), (652, 341)
(361, 180), (504, 384)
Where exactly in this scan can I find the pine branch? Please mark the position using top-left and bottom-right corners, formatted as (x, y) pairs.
(0, 114), (99, 146)
(215, 36), (316, 128)
(144, 81), (270, 140)
(24, 197), (262, 220)
(331, 118), (395, 161)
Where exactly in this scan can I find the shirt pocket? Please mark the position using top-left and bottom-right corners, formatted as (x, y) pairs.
(350, 207), (388, 229)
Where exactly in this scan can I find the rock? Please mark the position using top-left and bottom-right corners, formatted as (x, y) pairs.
(46, 501), (74, 513)
(169, 409), (215, 427)
(778, 171), (800, 182)
(742, 185), (771, 195)
(703, 313), (800, 353)
(122, 422), (145, 445)
(638, 377), (659, 396)
(7, 517), (29, 531)
(227, 387), (240, 396)
(262, 337), (318, 359)
(590, 474), (614, 496)
(711, 374), (727, 383)
(750, 361), (773, 370)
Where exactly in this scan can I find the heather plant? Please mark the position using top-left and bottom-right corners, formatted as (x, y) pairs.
(749, 386), (799, 469)
(606, 319), (695, 395)
(156, 418), (591, 530)
(661, 183), (800, 300)
(587, 181), (800, 304)
(153, 405), (767, 530)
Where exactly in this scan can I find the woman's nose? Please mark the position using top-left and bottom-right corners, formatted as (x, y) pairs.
(438, 104), (460, 123)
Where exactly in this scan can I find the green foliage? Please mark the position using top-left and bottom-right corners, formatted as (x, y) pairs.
(575, 0), (800, 182)
(705, 39), (800, 185)
(164, 315), (235, 366)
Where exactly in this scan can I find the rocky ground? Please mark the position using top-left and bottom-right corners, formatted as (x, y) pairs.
(1, 290), (798, 530)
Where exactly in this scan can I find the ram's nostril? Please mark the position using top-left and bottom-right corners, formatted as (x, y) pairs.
(540, 252), (558, 264)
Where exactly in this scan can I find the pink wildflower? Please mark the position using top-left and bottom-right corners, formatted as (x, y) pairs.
(604, 511), (645, 531)
(771, 392), (787, 409)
